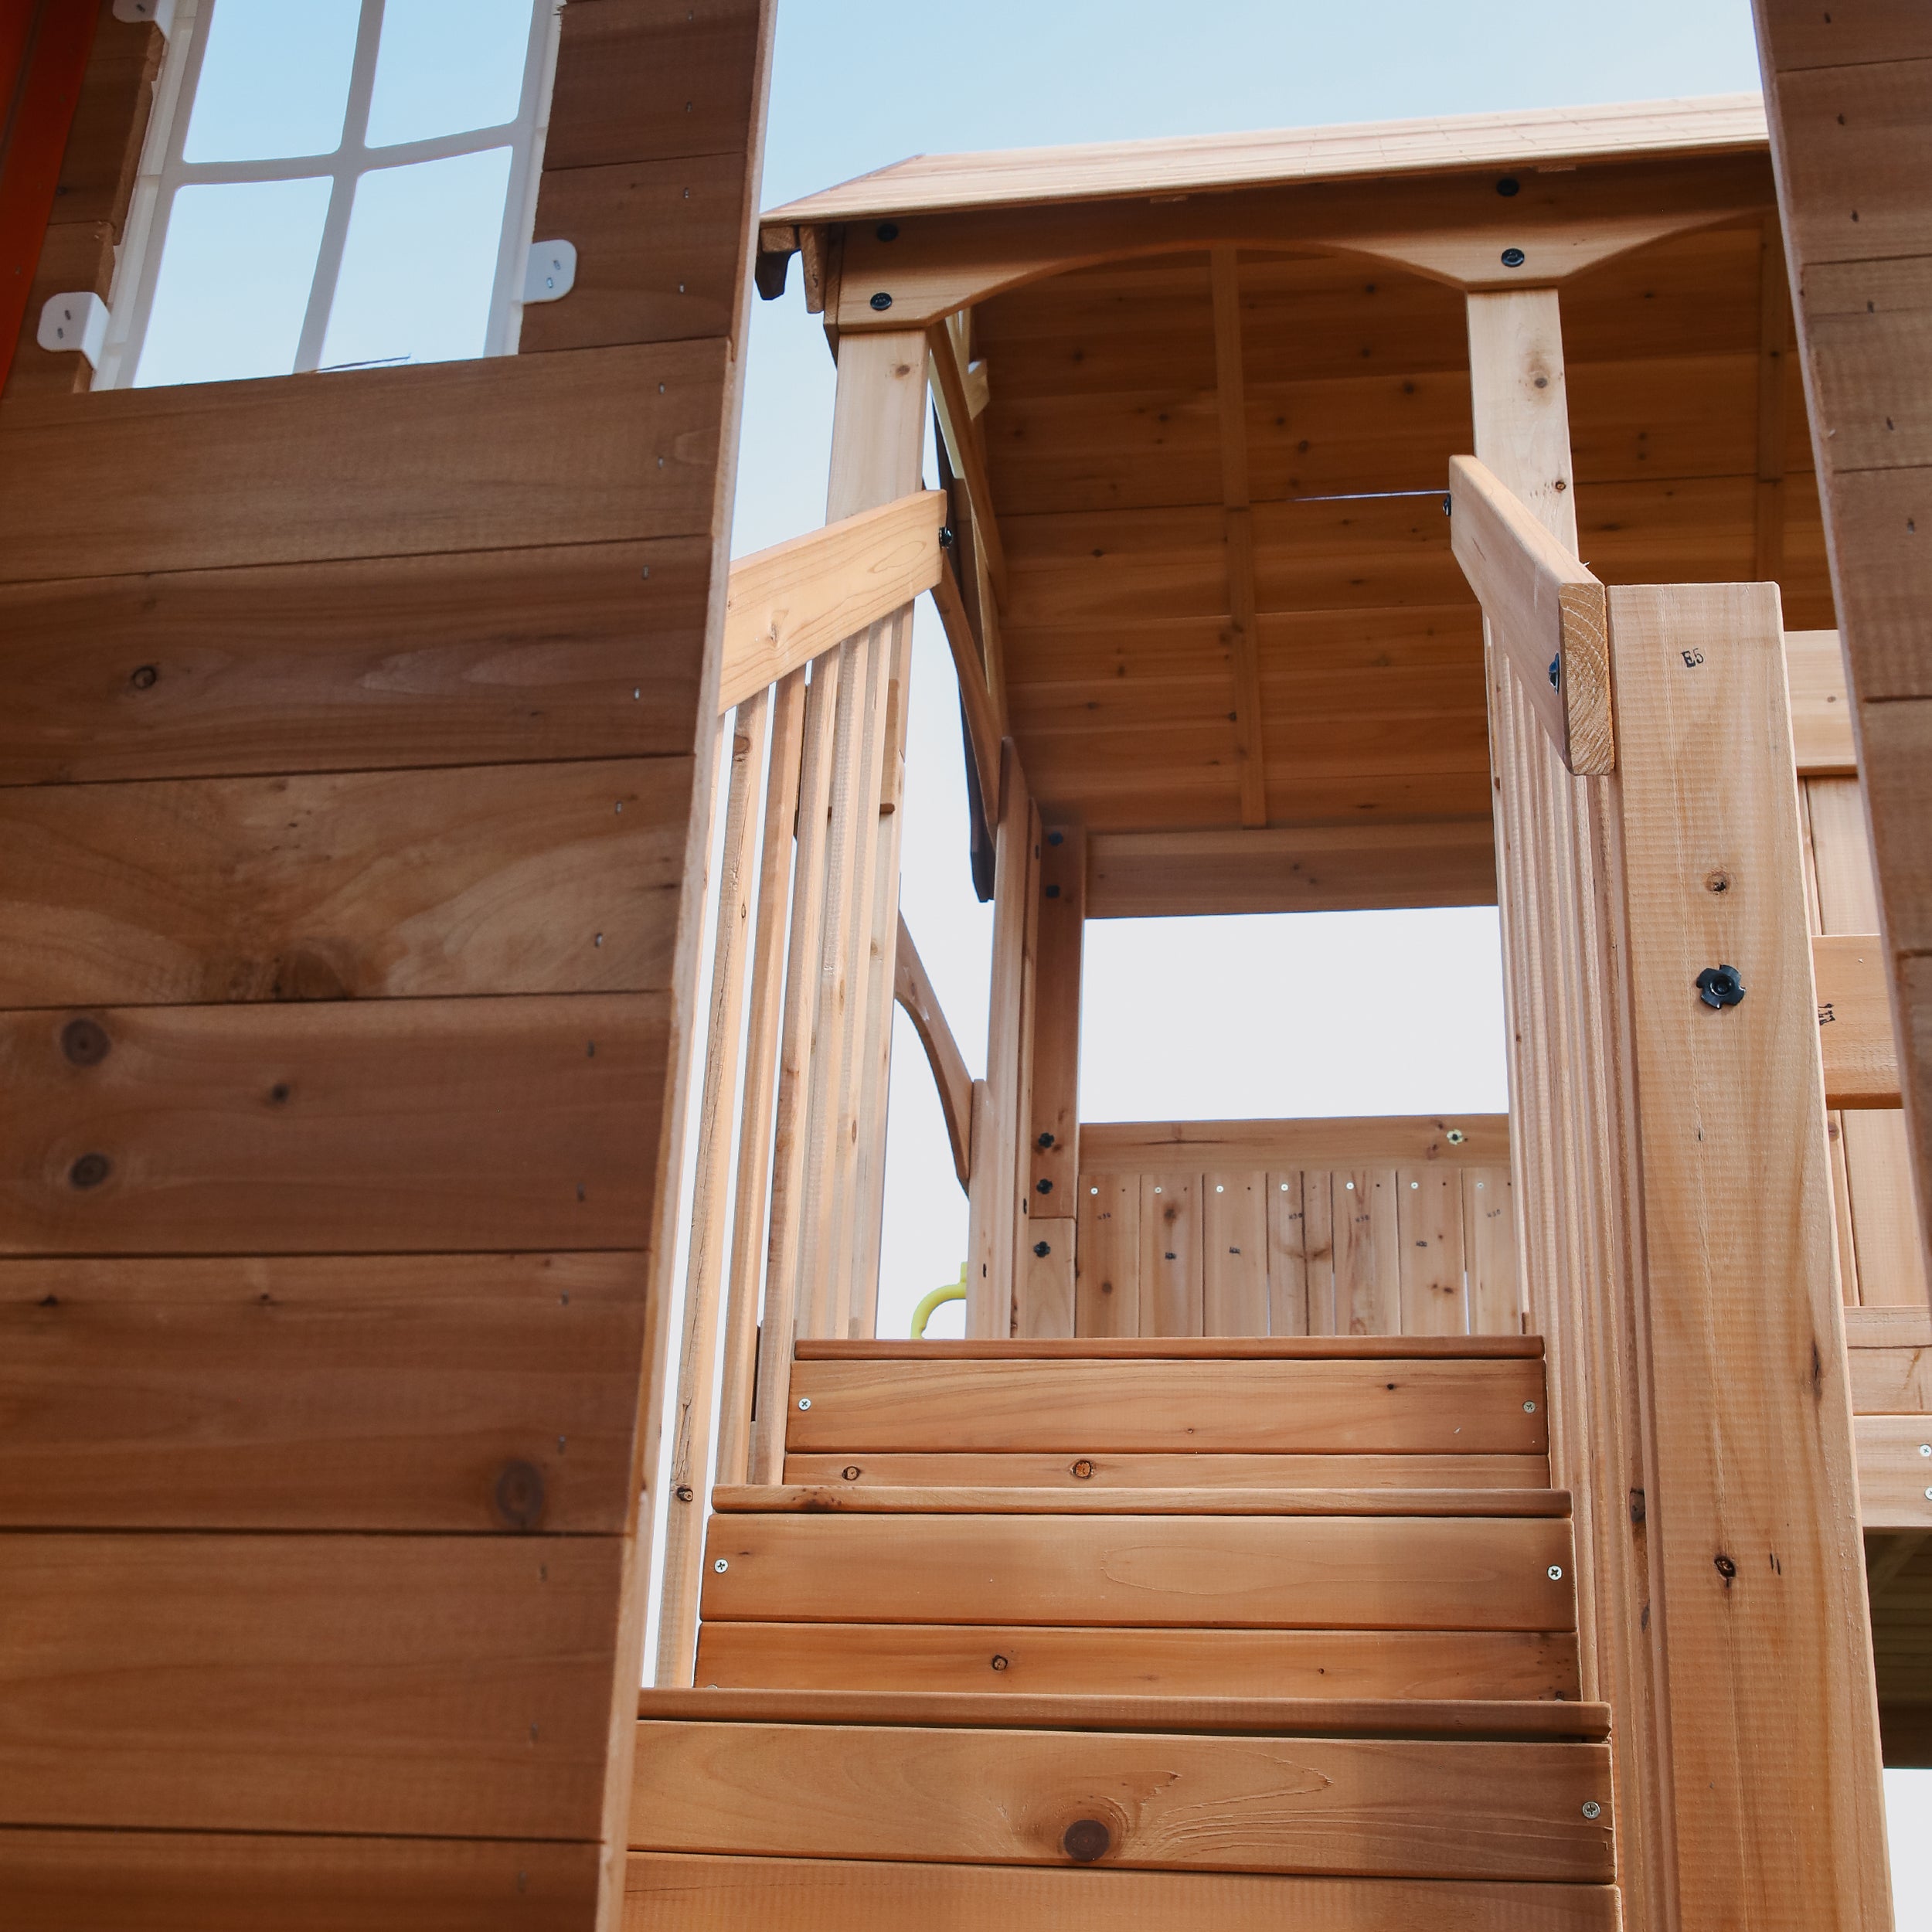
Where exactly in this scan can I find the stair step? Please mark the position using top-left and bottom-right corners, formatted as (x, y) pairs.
(799, 1335), (1543, 1359)
(694, 1622), (1583, 1699)
(790, 1357), (1547, 1454)
(628, 1703), (1613, 1882)
(628, 1854), (1620, 1930)
(786, 1450), (1551, 1490)
(638, 1685), (1611, 1739)
(715, 1485), (1571, 1517)
(702, 1512), (1575, 1631)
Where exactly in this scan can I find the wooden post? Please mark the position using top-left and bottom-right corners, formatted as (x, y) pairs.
(1610, 580), (1890, 1929)
(1467, 287), (1667, 1929)
(653, 696), (767, 1683)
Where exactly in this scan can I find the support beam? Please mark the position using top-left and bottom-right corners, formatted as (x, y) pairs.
(894, 913), (973, 1188)
(1209, 247), (1268, 828)
(926, 320), (1008, 599)
(1753, 211), (1792, 583)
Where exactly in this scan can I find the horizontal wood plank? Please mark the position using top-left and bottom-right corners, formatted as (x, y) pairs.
(0, 994), (666, 1253)
(625, 1850), (1624, 1928)
(1077, 1115), (1510, 1170)
(1815, 931), (1902, 1107)
(784, 1451), (1552, 1488)
(1857, 1415), (1932, 1527)
(0, 342), (726, 582)
(0, 759), (691, 1006)
(692, 1621), (1581, 1699)
(0, 1253), (644, 1530)
(637, 1687), (1609, 1737)
(713, 1485), (1568, 1517)
(700, 1512), (1575, 1629)
(1786, 629), (1855, 774)
(1084, 823), (1497, 917)
(4, 1827), (599, 1931)
(795, 1332), (1538, 1359)
(1849, 1343), (1932, 1414)
(0, 1533), (624, 1837)
(786, 1359), (1546, 1454)
(0, 537), (710, 785)
(626, 1719), (1613, 1880)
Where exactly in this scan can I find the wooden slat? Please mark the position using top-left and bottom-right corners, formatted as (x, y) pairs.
(0, 993), (665, 1254)
(1855, 1415), (1932, 1527)
(1083, 822), (1497, 917)
(894, 914), (973, 1187)
(1334, 1171), (1400, 1336)
(627, 1719), (1613, 1880)
(0, 1252), (643, 1530)
(795, 1335), (1543, 1359)
(1607, 577), (1889, 1926)
(715, 1485), (1569, 1517)
(0, 1533), (624, 1837)
(638, 1685), (1610, 1736)
(1073, 1174), (1138, 1335)
(783, 1451), (1552, 1489)
(629, 1850), (1621, 1929)
(0, 538), (711, 785)
(1465, 1168), (1522, 1334)
(1849, 1343), (1932, 1414)
(1398, 1168), (1467, 1335)
(1815, 930), (1902, 1108)
(692, 1621), (1580, 1700)
(0, 758), (689, 1006)
(1786, 629), (1855, 775)
(1080, 1115), (1507, 1169)
(1447, 454), (1612, 776)
(700, 1512), (1575, 1629)
(0, 342), (727, 583)
(1138, 1175), (1202, 1335)
(716, 491), (941, 712)
(1266, 1172), (1312, 1335)
(1202, 1172), (1269, 1335)
(5, 1828), (599, 1932)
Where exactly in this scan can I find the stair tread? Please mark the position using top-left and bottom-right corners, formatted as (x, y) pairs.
(637, 1685), (1610, 1740)
(799, 1335), (1543, 1360)
(713, 1484), (1569, 1517)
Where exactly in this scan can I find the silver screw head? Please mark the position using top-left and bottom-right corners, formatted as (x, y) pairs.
(797, 1396), (811, 1410)
(1582, 1800), (1602, 1820)
(1524, 1400), (1538, 1413)
(1923, 1487), (1932, 1502)
(1920, 1444), (1930, 1458)
(713, 1558), (728, 1573)
(1548, 1564), (1564, 1581)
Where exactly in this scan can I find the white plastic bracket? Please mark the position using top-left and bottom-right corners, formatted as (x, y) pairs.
(111, 0), (175, 33)
(523, 240), (577, 304)
(38, 292), (111, 368)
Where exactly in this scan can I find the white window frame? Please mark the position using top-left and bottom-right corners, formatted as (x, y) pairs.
(94, 0), (563, 389)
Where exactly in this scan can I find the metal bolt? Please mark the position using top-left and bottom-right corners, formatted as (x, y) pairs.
(1446, 1128), (1465, 1145)
(1524, 1400), (1537, 1413)
(1548, 654), (1561, 689)
(937, 525), (954, 548)
(1497, 176), (1521, 197)
(1696, 964), (1747, 1009)
(796, 1396), (811, 1410)
(1923, 1487), (1932, 1501)
(674, 1484), (693, 1502)
(1033, 1240), (1051, 1258)
(1037, 1131), (1056, 1149)
(1548, 1565), (1564, 1580)
(869, 291), (893, 311)
(1441, 493), (1452, 515)
(713, 1558), (728, 1572)
(1920, 1444), (1930, 1458)
(876, 221), (899, 242)
(1502, 246), (1526, 267)
(1582, 1800), (1602, 1820)
(1036, 1178), (1053, 1194)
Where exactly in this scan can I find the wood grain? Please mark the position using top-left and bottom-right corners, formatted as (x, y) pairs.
(692, 1621), (1580, 1699)
(0, 342), (726, 582)
(0, 538), (710, 785)
(0, 1252), (643, 1529)
(0, 759), (689, 1007)
(624, 1851), (1623, 1930)
(716, 1485), (1567, 1517)
(700, 1512), (1576, 1630)
(628, 1719), (1613, 1879)
(0, 1533), (624, 1837)
(783, 1451), (1552, 1488)
(1080, 1115), (1509, 1169)
(0, 993), (666, 1253)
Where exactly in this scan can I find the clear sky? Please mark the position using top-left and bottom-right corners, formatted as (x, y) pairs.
(723, 0), (1930, 1907)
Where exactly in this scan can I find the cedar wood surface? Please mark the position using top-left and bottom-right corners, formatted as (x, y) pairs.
(0, 5), (775, 1929)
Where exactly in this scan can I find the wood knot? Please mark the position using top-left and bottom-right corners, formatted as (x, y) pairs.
(493, 1461), (547, 1532)
(61, 1018), (110, 1066)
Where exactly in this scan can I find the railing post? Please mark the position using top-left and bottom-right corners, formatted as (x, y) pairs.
(1607, 580), (1890, 1929)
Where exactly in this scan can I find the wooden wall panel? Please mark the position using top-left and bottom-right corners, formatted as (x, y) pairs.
(0, 995), (666, 1254)
(1074, 1174), (1138, 1335)
(0, 341), (726, 582)
(0, 538), (710, 785)
(0, 759), (690, 1007)
(0, 1), (776, 1920)
(0, 1252), (645, 1530)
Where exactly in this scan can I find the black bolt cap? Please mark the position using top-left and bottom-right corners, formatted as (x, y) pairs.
(1696, 964), (1746, 1009)
(1502, 247), (1526, 268)
(869, 291), (893, 311)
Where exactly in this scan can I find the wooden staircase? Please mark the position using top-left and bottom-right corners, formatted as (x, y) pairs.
(630, 1338), (1618, 1927)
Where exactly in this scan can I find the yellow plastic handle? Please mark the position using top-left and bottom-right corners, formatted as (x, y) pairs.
(911, 1263), (968, 1338)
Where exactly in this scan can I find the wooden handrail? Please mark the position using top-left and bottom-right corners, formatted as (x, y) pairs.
(1447, 454), (1614, 776)
(718, 489), (944, 713)
(894, 913), (974, 1187)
